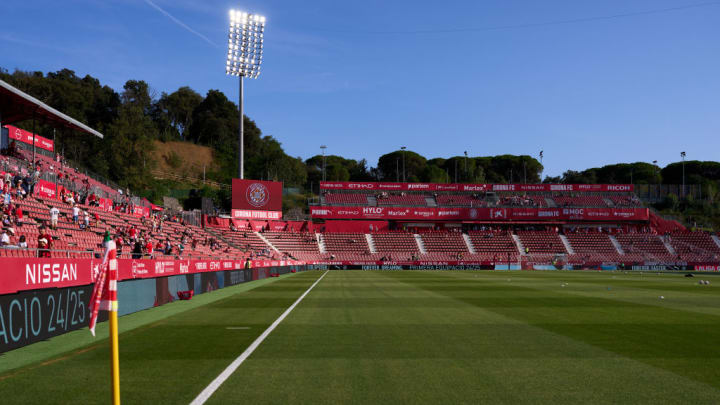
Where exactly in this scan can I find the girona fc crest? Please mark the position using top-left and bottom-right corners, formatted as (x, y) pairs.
(246, 183), (270, 207)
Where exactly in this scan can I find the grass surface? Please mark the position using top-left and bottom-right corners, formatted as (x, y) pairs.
(2, 270), (720, 404)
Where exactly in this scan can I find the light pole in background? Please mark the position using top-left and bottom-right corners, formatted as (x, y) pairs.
(464, 151), (468, 180)
(681, 151), (686, 198)
(539, 150), (544, 183)
(226, 9), (265, 179)
(400, 146), (406, 182)
(320, 145), (327, 182)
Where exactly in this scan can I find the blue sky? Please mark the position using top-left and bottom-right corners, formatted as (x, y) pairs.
(1, 0), (718, 178)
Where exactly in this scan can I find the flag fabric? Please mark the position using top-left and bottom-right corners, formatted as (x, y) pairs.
(89, 239), (118, 336)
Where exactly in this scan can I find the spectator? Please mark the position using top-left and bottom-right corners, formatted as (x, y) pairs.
(131, 240), (143, 259)
(37, 227), (51, 258)
(49, 206), (60, 229)
(72, 204), (80, 224)
(83, 211), (90, 229)
(18, 235), (27, 249)
(0, 229), (9, 246)
(145, 239), (154, 259)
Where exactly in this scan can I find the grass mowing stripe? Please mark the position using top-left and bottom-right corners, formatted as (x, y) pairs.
(190, 270), (328, 405)
(0, 273), (296, 375)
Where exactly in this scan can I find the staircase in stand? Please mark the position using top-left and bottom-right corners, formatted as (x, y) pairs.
(662, 236), (677, 256)
(316, 233), (327, 253)
(512, 234), (526, 256)
(463, 233), (476, 254)
(712, 235), (720, 250)
(559, 235), (575, 255)
(545, 198), (557, 207)
(609, 235), (625, 255)
(414, 234), (427, 254)
(604, 197), (614, 207)
(365, 234), (377, 253)
(367, 196), (377, 206)
(425, 196), (437, 207)
(254, 232), (281, 254)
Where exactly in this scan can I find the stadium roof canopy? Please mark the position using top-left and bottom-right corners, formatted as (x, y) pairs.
(0, 78), (104, 139)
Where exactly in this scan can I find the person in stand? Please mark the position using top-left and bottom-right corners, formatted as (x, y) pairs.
(18, 235), (27, 249)
(131, 239), (143, 259)
(83, 211), (90, 229)
(49, 206), (60, 230)
(0, 229), (10, 246)
(37, 227), (52, 258)
(72, 204), (80, 224)
(145, 238), (154, 259)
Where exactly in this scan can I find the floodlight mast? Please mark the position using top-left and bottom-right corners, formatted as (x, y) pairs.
(227, 10), (265, 179)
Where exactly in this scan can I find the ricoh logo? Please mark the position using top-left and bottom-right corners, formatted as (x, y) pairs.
(362, 207), (384, 215)
(607, 185), (631, 191)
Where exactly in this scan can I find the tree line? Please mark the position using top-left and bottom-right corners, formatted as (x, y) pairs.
(1, 68), (718, 210)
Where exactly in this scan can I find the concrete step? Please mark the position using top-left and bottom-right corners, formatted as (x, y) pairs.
(463, 233), (476, 254)
(255, 232), (281, 254)
(366, 196), (377, 206)
(661, 236), (677, 256)
(559, 235), (575, 255)
(414, 234), (427, 254)
(512, 234), (525, 256)
(545, 198), (557, 207)
(712, 235), (720, 250)
(425, 196), (437, 207)
(365, 233), (377, 254)
(316, 233), (327, 253)
(609, 235), (625, 255)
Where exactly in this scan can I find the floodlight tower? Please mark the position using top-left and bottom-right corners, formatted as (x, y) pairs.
(227, 9), (266, 179)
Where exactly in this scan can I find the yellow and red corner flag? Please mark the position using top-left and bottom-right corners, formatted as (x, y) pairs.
(89, 232), (121, 404)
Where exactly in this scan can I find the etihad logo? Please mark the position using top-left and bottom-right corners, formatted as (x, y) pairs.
(338, 210), (359, 215)
(348, 183), (374, 189)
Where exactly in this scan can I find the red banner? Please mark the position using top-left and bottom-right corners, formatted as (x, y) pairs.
(232, 179), (283, 211)
(0, 257), (306, 295)
(320, 181), (634, 193)
(310, 206), (649, 222)
(232, 209), (282, 220)
(99, 198), (114, 212)
(34, 179), (57, 198)
(4, 125), (54, 152)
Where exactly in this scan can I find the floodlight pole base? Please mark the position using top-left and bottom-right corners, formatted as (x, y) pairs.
(239, 75), (244, 179)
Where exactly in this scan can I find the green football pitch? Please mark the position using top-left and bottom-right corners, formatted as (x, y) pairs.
(2, 270), (720, 404)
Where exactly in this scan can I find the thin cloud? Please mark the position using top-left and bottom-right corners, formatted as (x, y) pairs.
(142, 0), (218, 48)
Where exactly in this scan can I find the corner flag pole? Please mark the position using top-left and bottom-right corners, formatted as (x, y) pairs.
(110, 306), (121, 404)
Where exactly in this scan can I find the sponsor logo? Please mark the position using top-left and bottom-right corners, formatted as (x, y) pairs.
(518, 185), (546, 191)
(550, 184), (574, 191)
(538, 210), (560, 217)
(223, 261), (234, 269)
(154, 261), (174, 275)
(407, 183), (430, 190)
(607, 185), (632, 191)
(436, 184), (459, 191)
(210, 261), (221, 270)
(338, 210), (359, 215)
(696, 265), (718, 271)
(513, 210), (535, 217)
(179, 261), (190, 274)
(25, 263), (78, 285)
(388, 209), (409, 216)
(195, 262), (208, 270)
(378, 183), (403, 190)
(311, 209), (330, 215)
(562, 208), (584, 216)
(462, 185), (487, 192)
(613, 211), (634, 218)
(362, 207), (384, 215)
(416, 210), (436, 217)
(469, 208), (478, 219)
(246, 183), (270, 208)
(348, 183), (375, 189)
(321, 182), (343, 189)
(491, 209), (507, 219)
(493, 185), (516, 191)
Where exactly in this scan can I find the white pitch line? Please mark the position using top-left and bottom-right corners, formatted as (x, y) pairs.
(190, 271), (328, 405)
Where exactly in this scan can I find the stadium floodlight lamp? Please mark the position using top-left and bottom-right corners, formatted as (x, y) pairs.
(226, 9), (266, 179)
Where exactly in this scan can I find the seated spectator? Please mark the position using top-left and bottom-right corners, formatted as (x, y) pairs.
(0, 229), (9, 246)
(18, 235), (27, 249)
